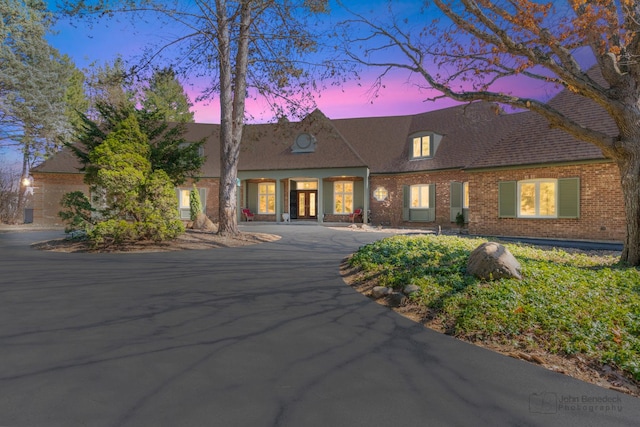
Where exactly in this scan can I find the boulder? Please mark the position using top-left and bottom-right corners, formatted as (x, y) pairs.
(466, 242), (522, 280)
(371, 286), (392, 299)
(403, 284), (421, 296)
(388, 292), (408, 307)
(193, 212), (217, 232)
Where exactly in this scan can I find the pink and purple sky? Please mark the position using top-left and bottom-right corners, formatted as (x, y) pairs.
(1, 1), (567, 169)
(44, 0), (561, 124)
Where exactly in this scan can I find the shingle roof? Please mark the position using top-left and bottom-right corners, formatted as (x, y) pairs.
(34, 83), (617, 176)
(32, 145), (84, 174)
(33, 110), (367, 176)
(332, 101), (516, 173)
(237, 109), (367, 171)
(467, 80), (617, 169)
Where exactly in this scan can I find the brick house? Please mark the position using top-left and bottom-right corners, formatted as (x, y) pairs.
(31, 86), (624, 242)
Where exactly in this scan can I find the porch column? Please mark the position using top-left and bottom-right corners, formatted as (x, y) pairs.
(317, 178), (324, 223)
(237, 178), (243, 223)
(363, 169), (370, 223)
(275, 178), (282, 223)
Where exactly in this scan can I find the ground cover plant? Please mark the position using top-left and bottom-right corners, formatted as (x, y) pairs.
(349, 235), (640, 383)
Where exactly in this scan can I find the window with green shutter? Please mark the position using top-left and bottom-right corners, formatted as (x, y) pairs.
(403, 184), (436, 221)
(498, 178), (579, 219)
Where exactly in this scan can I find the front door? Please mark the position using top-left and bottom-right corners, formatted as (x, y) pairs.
(297, 190), (317, 219)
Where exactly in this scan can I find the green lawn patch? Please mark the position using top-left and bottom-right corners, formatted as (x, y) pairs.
(349, 235), (640, 381)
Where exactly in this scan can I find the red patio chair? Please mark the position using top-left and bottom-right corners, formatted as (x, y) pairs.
(349, 208), (363, 223)
(242, 208), (255, 221)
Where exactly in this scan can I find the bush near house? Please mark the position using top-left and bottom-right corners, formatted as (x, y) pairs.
(58, 114), (184, 247)
(349, 235), (640, 381)
(189, 183), (203, 221)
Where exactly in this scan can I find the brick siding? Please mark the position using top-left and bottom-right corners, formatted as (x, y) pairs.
(35, 162), (626, 242)
(468, 162), (625, 241)
(32, 172), (222, 226)
(32, 173), (87, 226)
(369, 170), (469, 230)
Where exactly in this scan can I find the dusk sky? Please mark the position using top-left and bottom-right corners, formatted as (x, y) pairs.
(1, 1), (568, 169)
(46, 0), (456, 123)
(44, 0), (561, 124)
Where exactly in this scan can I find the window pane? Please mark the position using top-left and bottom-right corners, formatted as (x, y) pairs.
(180, 190), (190, 208)
(411, 186), (420, 208)
(334, 181), (353, 214)
(267, 195), (275, 213)
(413, 138), (421, 158)
(520, 183), (536, 216)
(335, 194), (343, 213)
(540, 182), (556, 216)
(298, 193), (307, 212)
(345, 194), (353, 213)
(259, 195), (266, 213)
(420, 186), (429, 208)
(410, 185), (429, 208)
(463, 182), (469, 208)
(259, 182), (275, 195)
(310, 193), (316, 216)
(298, 181), (317, 190)
(421, 136), (431, 157)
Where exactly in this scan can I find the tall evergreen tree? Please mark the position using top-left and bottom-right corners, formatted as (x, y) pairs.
(0, 0), (84, 219)
(71, 113), (184, 246)
(142, 67), (194, 123)
(84, 57), (136, 121)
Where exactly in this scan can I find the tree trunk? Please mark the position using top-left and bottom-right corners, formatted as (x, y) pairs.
(217, 141), (239, 236)
(215, 0), (240, 237)
(616, 149), (640, 265)
(215, 0), (252, 237)
(15, 144), (30, 224)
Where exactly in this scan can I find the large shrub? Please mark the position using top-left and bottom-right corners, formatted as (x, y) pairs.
(59, 114), (184, 247)
(58, 191), (95, 234)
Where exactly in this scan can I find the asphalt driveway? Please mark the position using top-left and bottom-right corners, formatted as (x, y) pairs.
(0, 225), (638, 427)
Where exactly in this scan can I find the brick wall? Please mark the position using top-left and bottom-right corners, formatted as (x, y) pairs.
(370, 170), (469, 229)
(33, 173), (222, 226)
(177, 178), (220, 221)
(468, 162), (625, 241)
(32, 173), (87, 226)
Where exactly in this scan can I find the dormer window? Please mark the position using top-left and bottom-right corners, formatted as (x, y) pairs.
(409, 131), (442, 160)
(413, 135), (431, 158)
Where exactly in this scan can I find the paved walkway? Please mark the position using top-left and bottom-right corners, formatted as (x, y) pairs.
(0, 225), (638, 426)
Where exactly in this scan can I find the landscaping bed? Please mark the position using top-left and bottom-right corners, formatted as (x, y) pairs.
(31, 229), (281, 252)
(342, 234), (640, 396)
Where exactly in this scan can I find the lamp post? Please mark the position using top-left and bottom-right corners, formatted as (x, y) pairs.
(20, 175), (34, 224)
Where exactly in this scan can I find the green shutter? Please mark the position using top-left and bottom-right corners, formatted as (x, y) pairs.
(199, 188), (206, 213)
(428, 183), (436, 221)
(323, 182), (333, 214)
(558, 177), (580, 218)
(499, 181), (517, 218)
(402, 185), (410, 221)
(450, 181), (462, 222)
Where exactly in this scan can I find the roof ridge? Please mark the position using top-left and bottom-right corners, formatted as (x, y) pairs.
(300, 108), (370, 167)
